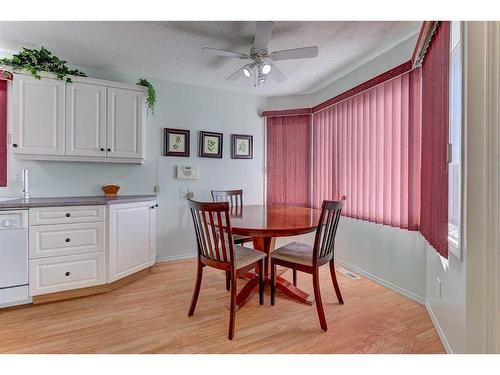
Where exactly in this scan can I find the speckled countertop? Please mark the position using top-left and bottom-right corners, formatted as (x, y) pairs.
(0, 195), (157, 210)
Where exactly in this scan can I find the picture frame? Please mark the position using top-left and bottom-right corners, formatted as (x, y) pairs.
(164, 128), (190, 157)
(199, 131), (223, 158)
(231, 134), (253, 159)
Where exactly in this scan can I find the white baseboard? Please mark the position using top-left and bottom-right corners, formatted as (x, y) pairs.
(425, 301), (453, 354)
(156, 253), (196, 263)
(335, 259), (426, 305)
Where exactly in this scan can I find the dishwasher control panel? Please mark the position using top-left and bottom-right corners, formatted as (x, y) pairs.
(0, 210), (28, 229)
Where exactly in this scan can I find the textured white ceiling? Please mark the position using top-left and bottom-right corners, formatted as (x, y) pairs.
(0, 21), (420, 97)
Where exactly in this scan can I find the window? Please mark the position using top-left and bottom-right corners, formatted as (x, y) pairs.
(448, 21), (463, 259)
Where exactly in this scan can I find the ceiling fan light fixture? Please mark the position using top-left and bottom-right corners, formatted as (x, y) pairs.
(243, 66), (252, 78)
(261, 63), (271, 75)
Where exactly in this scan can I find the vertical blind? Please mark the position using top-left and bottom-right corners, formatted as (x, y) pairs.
(420, 21), (450, 258)
(266, 115), (311, 206)
(312, 69), (422, 230)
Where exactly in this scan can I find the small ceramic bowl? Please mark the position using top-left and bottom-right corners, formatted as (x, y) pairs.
(102, 184), (120, 196)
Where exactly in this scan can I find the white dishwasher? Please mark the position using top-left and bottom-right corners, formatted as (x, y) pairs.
(0, 210), (29, 308)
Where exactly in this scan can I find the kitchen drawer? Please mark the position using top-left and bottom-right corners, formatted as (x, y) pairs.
(29, 222), (105, 259)
(29, 252), (105, 296)
(29, 205), (105, 225)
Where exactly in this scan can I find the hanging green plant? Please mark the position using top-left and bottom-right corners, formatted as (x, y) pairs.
(0, 46), (86, 83)
(136, 78), (156, 115)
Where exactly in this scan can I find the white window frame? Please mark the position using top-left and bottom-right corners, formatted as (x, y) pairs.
(448, 21), (464, 260)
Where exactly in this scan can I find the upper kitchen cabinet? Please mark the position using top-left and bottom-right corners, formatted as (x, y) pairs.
(10, 72), (147, 164)
(12, 74), (65, 156)
(65, 81), (107, 158)
(106, 87), (144, 159)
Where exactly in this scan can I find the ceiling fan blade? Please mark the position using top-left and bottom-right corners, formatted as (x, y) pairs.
(226, 66), (247, 81)
(202, 47), (249, 59)
(253, 21), (274, 51)
(268, 63), (287, 83)
(269, 46), (319, 61)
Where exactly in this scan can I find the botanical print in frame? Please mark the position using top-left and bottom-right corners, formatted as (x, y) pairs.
(164, 128), (190, 157)
(231, 134), (253, 159)
(199, 131), (223, 158)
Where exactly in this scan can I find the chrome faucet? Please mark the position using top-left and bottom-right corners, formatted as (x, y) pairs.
(21, 169), (30, 201)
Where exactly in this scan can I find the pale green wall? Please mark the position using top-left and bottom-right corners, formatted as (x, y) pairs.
(0, 57), (268, 260)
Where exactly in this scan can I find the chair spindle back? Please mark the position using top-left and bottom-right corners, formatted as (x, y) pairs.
(188, 199), (235, 264)
(211, 189), (243, 215)
(312, 198), (346, 261)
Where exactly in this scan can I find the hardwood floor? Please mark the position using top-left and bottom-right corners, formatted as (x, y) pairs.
(0, 259), (445, 353)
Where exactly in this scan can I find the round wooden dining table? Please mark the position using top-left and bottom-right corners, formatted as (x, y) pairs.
(229, 204), (322, 310)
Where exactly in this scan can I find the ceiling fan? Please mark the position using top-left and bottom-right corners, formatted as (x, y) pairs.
(202, 21), (319, 87)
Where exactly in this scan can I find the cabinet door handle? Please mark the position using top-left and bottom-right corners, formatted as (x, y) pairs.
(100, 148), (105, 151)
(155, 204), (158, 207)
(65, 238), (71, 243)
(66, 213), (71, 218)
(65, 272), (71, 277)
(12, 143), (18, 148)
(107, 148), (111, 152)
(151, 205), (155, 209)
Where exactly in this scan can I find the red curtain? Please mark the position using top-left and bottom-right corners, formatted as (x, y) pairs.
(312, 69), (422, 230)
(420, 22), (450, 258)
(0, 80), (7, 187)
(266, 115), (311, 206)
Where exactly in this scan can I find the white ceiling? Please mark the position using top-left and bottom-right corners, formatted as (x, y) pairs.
(0, 21), (420, 97)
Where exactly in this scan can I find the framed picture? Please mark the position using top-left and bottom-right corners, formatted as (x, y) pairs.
(231, 134), (253, 159)
(164, 128), (190, 157)
(199, 131), (223, 158)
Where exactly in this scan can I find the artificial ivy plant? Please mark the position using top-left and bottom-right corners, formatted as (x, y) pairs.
(0, 47), (86, 83)
(136, 78), (156, 115)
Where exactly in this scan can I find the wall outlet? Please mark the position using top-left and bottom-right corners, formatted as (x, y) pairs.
(436, 277), (442, 298)
(180, 187), (195, 199)
(153, 185), (160, 193)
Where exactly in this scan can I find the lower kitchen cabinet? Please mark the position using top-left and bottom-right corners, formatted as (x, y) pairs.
(108, 201), (156, 282)
(26, 200), (157, 298)
(29, 252), (106, 296)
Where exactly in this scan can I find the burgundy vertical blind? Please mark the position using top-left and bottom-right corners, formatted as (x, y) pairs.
(266, 115), (311, 206)
(312, 69), (422, 230)
(0, 80), (7, 187)
(420, 22), (450, 258)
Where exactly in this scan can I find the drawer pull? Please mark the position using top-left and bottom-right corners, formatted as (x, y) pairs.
(65, 272), (71, 277)
(66, 213), (71, 217)
(65, 238), (71, 243)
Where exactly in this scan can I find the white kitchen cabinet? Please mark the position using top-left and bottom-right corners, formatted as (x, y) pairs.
(65, 82), (107, 157)
(29, 205), (105, 225)
(29, 222), (105, 259)
(29, 252), (106, 296)
(10, 72), (146, 164)
(12, 74), (65, 156)
(108, 201), (156, 282)
(106, 87), (145, 159)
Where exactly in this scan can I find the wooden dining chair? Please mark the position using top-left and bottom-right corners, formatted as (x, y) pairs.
(187, 199), (266, 340)
(211, 189), (254, 291)
(270, 198), (346, 331)
(211, 190), (252, 244)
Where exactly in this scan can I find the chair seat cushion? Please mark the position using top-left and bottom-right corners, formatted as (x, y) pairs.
(271, 241), (314, 266)
(234, 245), (266, 270)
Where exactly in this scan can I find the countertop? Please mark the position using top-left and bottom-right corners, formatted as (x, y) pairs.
(0, 195), (157, 210)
